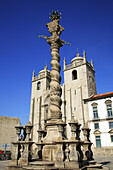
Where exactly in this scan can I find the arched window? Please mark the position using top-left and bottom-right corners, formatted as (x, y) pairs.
(37, 82), (41, 90)
(72, 70), (77, 80)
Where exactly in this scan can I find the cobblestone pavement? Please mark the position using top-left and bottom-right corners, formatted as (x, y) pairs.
(94, 156), (113, 170)
(0, 160), (23, 170)
(0, 160), (10, 170)
(0, 157), (113, 170)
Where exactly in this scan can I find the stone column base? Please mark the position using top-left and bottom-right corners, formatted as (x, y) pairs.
(18, 159), (28, 166)
(55, 161), (64, 168)
(42, 144), (58, 161)
(9, 160), (18, 166)
(65, 161), (79, 169)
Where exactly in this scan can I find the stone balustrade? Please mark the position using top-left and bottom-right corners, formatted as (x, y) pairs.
(10, 121), (33, 166)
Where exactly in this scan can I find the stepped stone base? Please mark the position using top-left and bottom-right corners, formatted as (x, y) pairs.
(29, 161), (54, 166)
(65, 161), (79, 169)
(42, 145), (59, 161)
(7, 160), (108, 170)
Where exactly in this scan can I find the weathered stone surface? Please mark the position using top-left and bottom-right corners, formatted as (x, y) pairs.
(0, 116), (20, 151)
(65, 161), (79, 169)
(8, 11), (100, 170)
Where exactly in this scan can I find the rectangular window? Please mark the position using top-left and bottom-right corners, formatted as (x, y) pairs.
(109, 122), (113, 129)
(74, 90), (76, 94)
(96, 136), (101, 148)
(37, 82), (41, 90)
(93, 107), (98, 119)
(94, 123), (99, 130)
(107, 104), (113, 117)
(1, 144), (10, 149)
(111, 135), (113, 142)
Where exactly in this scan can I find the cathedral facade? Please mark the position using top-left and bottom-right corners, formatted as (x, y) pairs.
(29, 51), (97, 148)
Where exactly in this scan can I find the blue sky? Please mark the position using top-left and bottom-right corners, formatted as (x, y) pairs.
(0, 0), (113, 125)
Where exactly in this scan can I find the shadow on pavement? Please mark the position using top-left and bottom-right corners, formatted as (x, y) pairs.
(100, 161), (110, 165)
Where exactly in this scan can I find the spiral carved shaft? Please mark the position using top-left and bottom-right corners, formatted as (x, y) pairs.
(49, 49), (62, 120)
(46, 12), (64, 122)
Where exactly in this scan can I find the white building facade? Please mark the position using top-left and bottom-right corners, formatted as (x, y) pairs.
(84, 92), (113, 155)
(29, 50), (113, 155)
(29, 51), (97, 148)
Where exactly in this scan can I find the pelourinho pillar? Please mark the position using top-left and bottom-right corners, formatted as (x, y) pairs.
(42, 11), (65, 162)
(46, 11), (64, 123)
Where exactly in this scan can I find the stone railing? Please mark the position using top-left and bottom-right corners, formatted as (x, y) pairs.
(65, 60), (93, 70)
(66, 62), (83, 69)
(55, 140), (83, 168)
(36, 118), (93, 168)
(33, 72), (51, 81)
(66, 64), (72, 69)
(34, 75), (39, 80)
(10, 121), (33, 166)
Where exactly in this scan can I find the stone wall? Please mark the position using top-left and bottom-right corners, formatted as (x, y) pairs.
(93, 146), (113, 156)
(0, 116), (20, 151)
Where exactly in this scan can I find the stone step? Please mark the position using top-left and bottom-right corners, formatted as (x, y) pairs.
(29, 161), (54, 167)
(23, 167), (79, 170)
(87, 163), (103, 168)
(81, 163), (103, 169)
(23, 166), (58, 170)
(88, 160), (96, 165)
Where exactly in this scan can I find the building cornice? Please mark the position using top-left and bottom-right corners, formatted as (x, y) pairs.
(84, 92), (113, 102)
(64, 61), (95, 73)
(32, 75), (51, 82)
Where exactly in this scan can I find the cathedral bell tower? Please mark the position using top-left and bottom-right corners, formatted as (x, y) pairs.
(29, 65), (51, 144)
(63, 51), (97, 139)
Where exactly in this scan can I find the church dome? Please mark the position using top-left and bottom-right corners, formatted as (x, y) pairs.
(71, 52), (83, 65)
(39, 65), (50, 75)
(39, 70), (45, 74)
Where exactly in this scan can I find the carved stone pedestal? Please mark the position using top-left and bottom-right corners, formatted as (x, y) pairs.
(8, 121), (33, 168)
(65, 161), (79, 169)
(42, 144), (62, 162)
(10, 141), (33, 166)
(82, 125), (93, 161)
(9, 143), (18, 166)
(42, 122), (64, 162)
(82, 141), (93, 161)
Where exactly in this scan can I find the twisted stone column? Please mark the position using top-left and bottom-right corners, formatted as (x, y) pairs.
(49, 48), (62, 121)
(42, 11), (65, 162)
(46, 11), (64, 123)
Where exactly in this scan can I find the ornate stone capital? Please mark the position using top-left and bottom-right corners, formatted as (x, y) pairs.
(46, 11), (64, 50)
